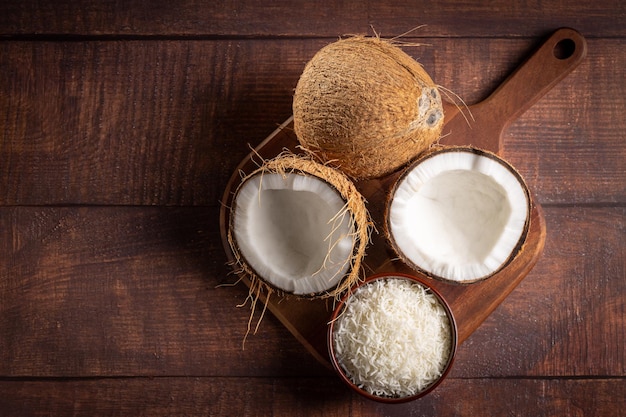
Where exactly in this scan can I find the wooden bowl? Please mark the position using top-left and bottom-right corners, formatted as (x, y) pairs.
(327, 272), (458, 403)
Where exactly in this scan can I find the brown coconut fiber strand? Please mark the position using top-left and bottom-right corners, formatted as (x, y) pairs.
(293, 36), (444, 180)
(227, 153), (372, 332)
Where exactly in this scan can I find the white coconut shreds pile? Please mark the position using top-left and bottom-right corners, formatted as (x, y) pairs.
(332, 278), (452, 398)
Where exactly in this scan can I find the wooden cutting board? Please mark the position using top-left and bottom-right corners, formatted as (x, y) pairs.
(219, 28), (587, 368)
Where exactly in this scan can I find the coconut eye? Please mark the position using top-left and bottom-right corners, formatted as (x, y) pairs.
(418, 90), (431, 116)
(386, 147), (530, 283)
(426, 110), (442, 127)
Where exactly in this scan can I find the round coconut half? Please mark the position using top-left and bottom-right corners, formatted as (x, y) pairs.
(228, 154), (371, 298)
(293, 36), (444, 180)
(386, 147), (531, 284)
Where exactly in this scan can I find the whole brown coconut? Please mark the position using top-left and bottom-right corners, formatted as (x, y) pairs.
(293, 36), (444, 180)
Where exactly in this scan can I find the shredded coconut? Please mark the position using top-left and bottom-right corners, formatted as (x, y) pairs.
(332, 277), (452, 398)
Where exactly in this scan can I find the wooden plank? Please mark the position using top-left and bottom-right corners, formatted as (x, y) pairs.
(452, 206), (626, 378)
(1, 38), (623, 206)
(0, 40), (302, 206)
(1, 205), (623, 379)
(367, 1), (626, 38)
(0, 0), (367, 38)
(0, 377), (623, 416)
(353, 378), (626, 417)
(0, 0), (623, 37)
(0, 377), (350, 417)
(0, 206), (329, 378)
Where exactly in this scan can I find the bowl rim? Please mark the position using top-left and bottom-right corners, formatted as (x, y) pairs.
(327, 272), (458, 403)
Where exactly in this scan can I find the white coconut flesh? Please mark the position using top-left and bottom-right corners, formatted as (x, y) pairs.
(388, 149), (530, 283)
(232, 172), (355, 295)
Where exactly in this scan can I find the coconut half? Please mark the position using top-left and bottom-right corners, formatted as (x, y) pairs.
(386, 147), (531, 284)
(228, 154), (370, 298)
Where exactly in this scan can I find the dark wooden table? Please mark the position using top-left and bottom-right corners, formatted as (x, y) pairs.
(1, 2), (624, 416)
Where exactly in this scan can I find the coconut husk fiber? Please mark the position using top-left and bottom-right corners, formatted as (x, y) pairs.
(293, 36), (444, 180)
(228, 152), (372, 300)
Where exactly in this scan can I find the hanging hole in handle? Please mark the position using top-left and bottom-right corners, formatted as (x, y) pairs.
(553, 38), (576, 60)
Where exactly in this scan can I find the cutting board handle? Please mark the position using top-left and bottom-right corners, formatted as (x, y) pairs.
(485, 27), (587, 128)
(441, 27), (587, 153)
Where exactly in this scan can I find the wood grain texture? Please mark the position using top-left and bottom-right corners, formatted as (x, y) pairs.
(1, 38), (624, 206)
(1, 0), (624, 414)
(453, 206), (626, 378)
(1, 206), (623, 380)
(0, 377), (623, 417)
(0, 0), (623, 37)
(0, 1), (368, 38)
(0, 206), (329, 378)
(0, 40), (300, 205)
(353, 378), (626, 417)
(0, 377), (350, 417)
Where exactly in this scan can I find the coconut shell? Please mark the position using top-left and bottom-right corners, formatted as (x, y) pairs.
(293, 36), (444, 180)
(228, 152), (372, 299)
(384, 146), (532, 284)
